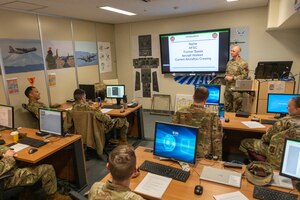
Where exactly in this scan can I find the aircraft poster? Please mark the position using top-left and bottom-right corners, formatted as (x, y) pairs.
(75, 41), (98, 67)
(0, 39), (44, 74)
(43, 40), (75, 70)
(97, 42), (112, 73)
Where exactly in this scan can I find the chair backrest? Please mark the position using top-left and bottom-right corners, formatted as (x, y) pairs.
(70, 110), (106, 156)
(22, 103), (38, 120)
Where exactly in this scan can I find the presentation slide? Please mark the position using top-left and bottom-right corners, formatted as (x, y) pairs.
(169, 32), (219, 72)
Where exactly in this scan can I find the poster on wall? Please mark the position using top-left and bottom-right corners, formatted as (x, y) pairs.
(6, 78), (19, 94)
(27, 77), (35, 86)
(0, 39), (44, 74)
(230, 27), (249, 61)
(48, 73), (56, 87)
(174, 94), (193, 112)
(75, 41), (98, 67)
(43, 40), (75, 70)
(97, 42), (112, 73)
(132, 34), (160, 98)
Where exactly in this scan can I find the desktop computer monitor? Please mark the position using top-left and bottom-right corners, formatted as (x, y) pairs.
(255, 61), (293, 79)
(79, 84), (96, 101)
(39, 108), (65, 136)
(106, 85), (125, 106)
(267, 94), (300, 118)
(153, 121), (198, 164)
(0, 104), (14, 129)
(280, 138), (300, 191)
(194, 84), (221, 105)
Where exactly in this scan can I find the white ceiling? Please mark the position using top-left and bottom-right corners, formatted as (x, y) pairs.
(0, 0), (268, 24)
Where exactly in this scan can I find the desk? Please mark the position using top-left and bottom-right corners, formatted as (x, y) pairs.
(222, 112), (275, 160)
(59, 103), (144, 140)
(1, 128), (87, 190)
(100, 146), (299, 199)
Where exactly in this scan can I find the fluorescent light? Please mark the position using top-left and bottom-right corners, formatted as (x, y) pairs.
(99, 6), (136, 16)
(227, 0), (239, 2)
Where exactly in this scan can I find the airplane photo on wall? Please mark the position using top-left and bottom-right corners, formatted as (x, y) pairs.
(0, 38), (44, 74)
(74, 41), (98, 67)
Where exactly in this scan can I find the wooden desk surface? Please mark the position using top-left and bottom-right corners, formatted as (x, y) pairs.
(1, 127), (82, 163)
(58, 102), (142, 117)
(101, 146), (299, 200)
(222, 112), (275, 133)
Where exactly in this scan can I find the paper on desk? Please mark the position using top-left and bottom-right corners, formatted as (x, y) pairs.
(270, 171), (293, 189)
(134, 173), (172, 199)
(213, 191), (249, 200)
(64, 107), (72, 111)
(101, 109), (112, 113)
(241, 121), (265, 128)
(10, 143), (29, 152)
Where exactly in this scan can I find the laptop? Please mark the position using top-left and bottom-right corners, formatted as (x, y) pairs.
(233, 80), (253, 91)
(200, 166), (242, 188)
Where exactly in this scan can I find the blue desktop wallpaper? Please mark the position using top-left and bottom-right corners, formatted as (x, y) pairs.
(154, 122), (197, 164)
(268, 94), (300, 114)
(195, 84), (220, 104)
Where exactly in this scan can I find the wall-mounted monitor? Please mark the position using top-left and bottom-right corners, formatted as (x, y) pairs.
(255, 61), (293, 80)
(160, 28), (230, 74)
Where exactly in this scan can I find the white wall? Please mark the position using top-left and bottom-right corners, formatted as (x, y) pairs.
(115, 7), (300, 110)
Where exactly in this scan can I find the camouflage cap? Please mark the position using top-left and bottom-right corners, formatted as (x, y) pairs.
(245, 161), (273, 186)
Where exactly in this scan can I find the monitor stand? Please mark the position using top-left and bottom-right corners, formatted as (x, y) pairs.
(274, 113), (286, 119)
(296, 182), (300, 192)
(110, 99), (122, 109)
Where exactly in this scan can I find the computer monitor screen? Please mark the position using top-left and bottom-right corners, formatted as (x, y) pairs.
(79, 84), (96, 101)
(153, 121), (198, 164)
(39, 108), (65, 136)
(106, 85), (125, 105)
(255, 61), (293, 79)
(267, 94), (300, 117)
(0, 104), (14, 129)
(280, 138), (300, 184)
(194, 84), (221, 105)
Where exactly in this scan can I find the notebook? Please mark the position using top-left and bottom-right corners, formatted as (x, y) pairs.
(234, 80), (253, 91)
(200, 166), (242, 188)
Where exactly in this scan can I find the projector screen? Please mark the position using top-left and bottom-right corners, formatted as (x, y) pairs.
(160, 28), (230, 74)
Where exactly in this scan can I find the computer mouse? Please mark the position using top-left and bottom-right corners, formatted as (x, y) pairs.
(194, 185), (203, 195)
(28, 148), (38, 154)
(225, 118), (230, 123)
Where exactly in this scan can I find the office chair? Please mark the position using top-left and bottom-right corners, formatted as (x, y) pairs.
(21, 103), (38, 120)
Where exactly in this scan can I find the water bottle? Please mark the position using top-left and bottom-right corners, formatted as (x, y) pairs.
(98, 97), (102, 108)
(218, 103), (225, 119)
(123, 95), (128, 109)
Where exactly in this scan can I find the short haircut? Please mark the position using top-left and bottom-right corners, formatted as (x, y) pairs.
(108, 145), (136, 182)
(232, 45), (242, 52)
(24, 86), (35, 98)
(194, 87), (209, 103)
(292, 97), (300, 108)
(73, 89), (85, 101)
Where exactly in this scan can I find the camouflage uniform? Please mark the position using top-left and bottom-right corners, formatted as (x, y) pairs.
(224, 58), (249, 112)
(72, 101), (129, 143)
(0, 145), (57, 195)
(88, 180), (145, 200)
(27, 101), (47, 118)
(239, 115), (300, 169)
(172, 104), (223, 160)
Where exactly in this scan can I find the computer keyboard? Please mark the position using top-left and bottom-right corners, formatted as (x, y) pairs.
(18, 137), (47, 148)
(139, 160), (190, 182)
(253, 185), (298, 200)
(261, 119), (276, 125)
(102, 104), (122, 109)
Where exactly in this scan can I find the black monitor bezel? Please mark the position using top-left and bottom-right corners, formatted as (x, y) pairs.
(38, 108), (65, 137)
(255, 61), (293, 80)
(0, 104), (14, 129)
(153, 121), (198, 164)
(267, 93), (300, 115)
(194, 84), (221, 105)
(279, 138), (300, 182)
(105, 85), (125, 99)
(79, 84), (96, 101)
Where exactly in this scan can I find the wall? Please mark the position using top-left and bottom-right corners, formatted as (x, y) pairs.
(0, 9), (116, 127)
(115, 7), (300, 110)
